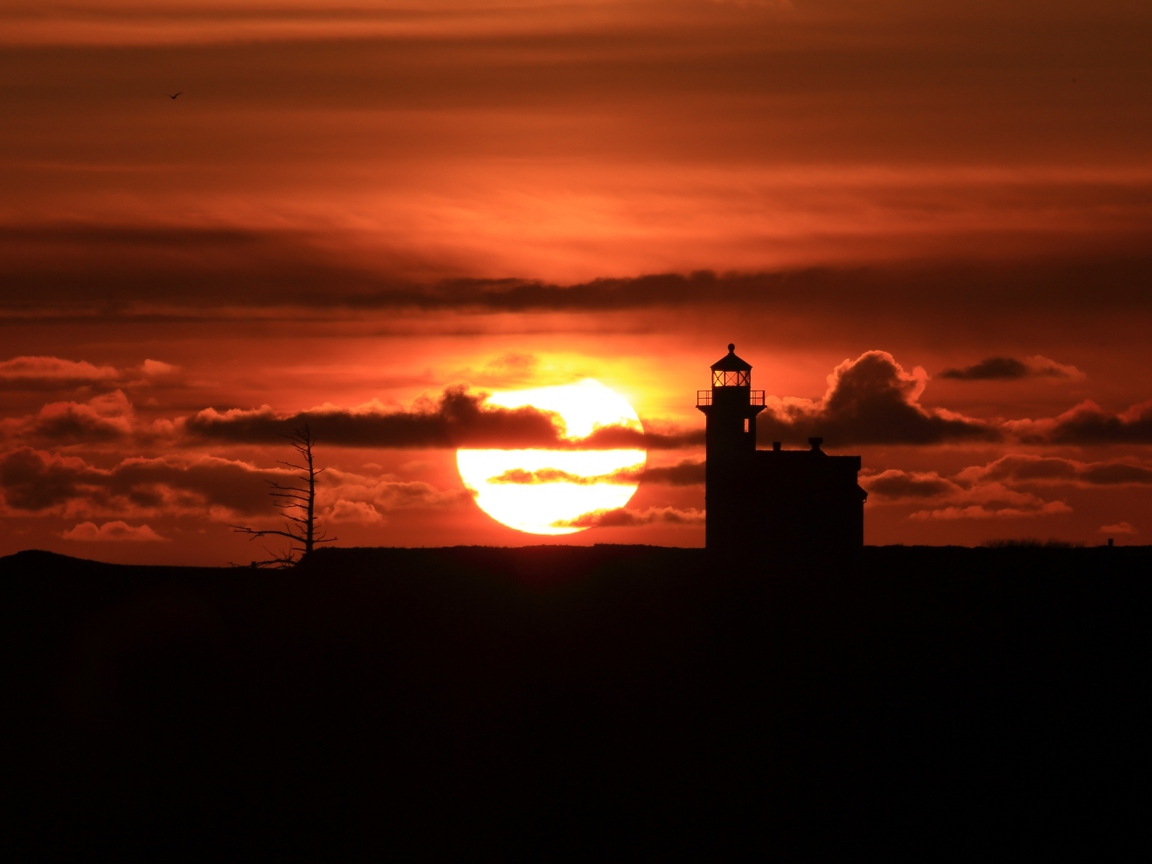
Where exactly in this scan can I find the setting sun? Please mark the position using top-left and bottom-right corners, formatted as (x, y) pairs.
(456, 379), (647, 535)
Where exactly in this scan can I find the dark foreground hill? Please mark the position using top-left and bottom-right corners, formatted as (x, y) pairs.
(2, 545), (1147, 858)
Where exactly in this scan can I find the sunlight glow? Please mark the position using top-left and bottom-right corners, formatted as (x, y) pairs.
(456, 379), (646, 535)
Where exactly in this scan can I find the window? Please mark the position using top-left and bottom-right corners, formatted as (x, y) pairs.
(712, 370), (750, 387)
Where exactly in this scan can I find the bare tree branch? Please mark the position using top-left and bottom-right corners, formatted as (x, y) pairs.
(230, 425), (336, 568)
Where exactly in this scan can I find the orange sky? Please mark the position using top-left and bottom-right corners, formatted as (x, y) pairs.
(2, 0), (1151, 562)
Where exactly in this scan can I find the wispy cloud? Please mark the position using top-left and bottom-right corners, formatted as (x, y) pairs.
(1099, 521), (1137, 535)
(60, 520), (167, 542)
(940, 355), (1083, 381)
(553, 505), (705, 529)
(0, 356), (120, 389)
(1009, 400), (1152, 445)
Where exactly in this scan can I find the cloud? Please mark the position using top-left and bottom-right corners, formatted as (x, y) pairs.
(884, 475), (1068, 519)
(8, 224), (1152, 326)
(554, 506), (705, 529)
(183, 385), (565, 449)
(637, 460), (706, 486)
(0, 354), (183, 393)
(0, 448), (473, 531)
(866, 452), (1152, 520)
(0, 390), (137, 443)
(474, 353), (541, 386)
(1, 1), (640, 48)
(486, 459), (704, 487)
(487, 353), (537, 372)
(4, 0), (1152, 298)
(909, 501), (1073, 521)
(326, 500), (384, 524)
(141, 359), (180, 378)
(1010, 400), (1152, 444)
(954, 454), (1152, 487)
(580, 422), (703, 451)
(0, 448), (281, 516)
(861, 469), (958, 500)
(317, 467), (469, 514)
(184, 385), (698, 451)
(864, 461), (1078, 520)
(1, 352), (1137, 473)
(60, 521), (167, 542)
(1099, 522), (1137, 535)
(862, 450), (1152, 525)
(455, 353), (584, 391)
(0, 448), (106, 511)
(0, 356), (120, 389)
(758, 351), (997, 446)
(487, 468), (620, 486)
(770, 349), (1152, 450)
(940, 355), (1083, 381)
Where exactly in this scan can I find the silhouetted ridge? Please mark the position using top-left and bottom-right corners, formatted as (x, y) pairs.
(0, 548), (231, 575)
(1, 545), (1146, 857)
(1, 548), (102, 569)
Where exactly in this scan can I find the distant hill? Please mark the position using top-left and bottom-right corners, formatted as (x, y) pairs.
(1, 545), (1147, 856)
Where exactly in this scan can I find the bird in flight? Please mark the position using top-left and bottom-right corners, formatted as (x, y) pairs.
(168, 92), (182, 100)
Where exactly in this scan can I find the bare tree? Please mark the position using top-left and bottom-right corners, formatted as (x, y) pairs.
(232, 425), (336, 567)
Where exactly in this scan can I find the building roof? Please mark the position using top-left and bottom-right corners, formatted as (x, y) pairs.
(710, 343), (752, 372)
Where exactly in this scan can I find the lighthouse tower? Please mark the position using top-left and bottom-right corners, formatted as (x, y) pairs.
(696, 344), (867, 556)
(696, 344), (766, 549)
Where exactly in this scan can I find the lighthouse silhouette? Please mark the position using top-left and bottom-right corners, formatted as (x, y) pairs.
(697, 344), (867, 554)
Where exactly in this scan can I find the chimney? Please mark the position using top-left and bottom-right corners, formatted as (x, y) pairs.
(772, 441), (781, 452)
(808, 437), (823, 451)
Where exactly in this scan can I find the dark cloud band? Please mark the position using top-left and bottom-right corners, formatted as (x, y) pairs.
(184, 385), (702, 451)
(940, 355), (1081, 381)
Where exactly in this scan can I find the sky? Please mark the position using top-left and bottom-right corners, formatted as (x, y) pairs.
(2, 0), (1151, 563)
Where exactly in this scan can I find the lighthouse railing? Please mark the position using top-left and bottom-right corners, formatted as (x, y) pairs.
(697, 390), (764, 407)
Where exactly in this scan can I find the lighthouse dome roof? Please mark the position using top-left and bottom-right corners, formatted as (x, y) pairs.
(710, 343), (752, 372)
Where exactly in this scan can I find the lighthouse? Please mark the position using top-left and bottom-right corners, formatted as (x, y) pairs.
(697, 345), (867, 555)
(696, 344), (766, 549)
